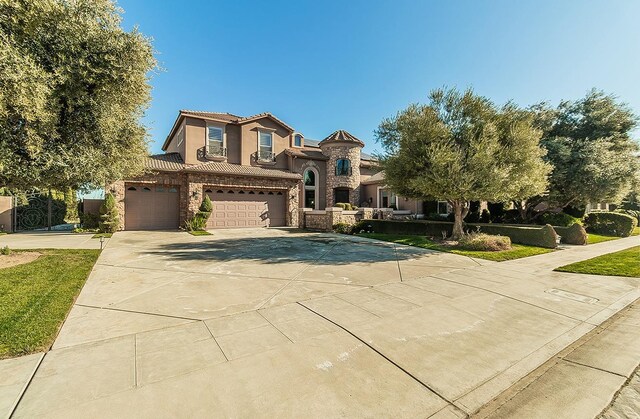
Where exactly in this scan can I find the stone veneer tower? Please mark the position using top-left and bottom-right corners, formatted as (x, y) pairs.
(319, 130), (365, 207)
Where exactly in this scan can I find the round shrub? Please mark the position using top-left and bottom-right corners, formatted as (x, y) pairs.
(539, 211), (580, 227)
(584, 211), (637, 237)
(332, 222), (353, 234)
(458, 233), (511, 251)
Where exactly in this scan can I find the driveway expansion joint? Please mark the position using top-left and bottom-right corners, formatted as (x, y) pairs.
(297, 301), (460, 410)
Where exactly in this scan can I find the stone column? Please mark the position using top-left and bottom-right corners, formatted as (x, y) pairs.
(326, 207), (343, 230)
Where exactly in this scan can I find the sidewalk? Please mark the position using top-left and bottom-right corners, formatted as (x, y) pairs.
(475, 299), (640, 418)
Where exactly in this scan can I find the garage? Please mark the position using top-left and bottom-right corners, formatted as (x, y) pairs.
(125, 184), (180, 230)
(205, 188), (286, 229)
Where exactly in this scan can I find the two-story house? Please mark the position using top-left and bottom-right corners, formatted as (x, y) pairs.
(108, 110), (380, 230)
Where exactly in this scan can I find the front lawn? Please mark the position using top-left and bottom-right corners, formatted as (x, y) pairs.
(357, 233), (553, 261)
(555, 246), (640, 277)
(188, 230), (212, 236)
(0, 249), (100, 359)
(587, 233), (620, 244)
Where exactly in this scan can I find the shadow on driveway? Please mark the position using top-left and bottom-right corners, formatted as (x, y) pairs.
(144, 234), (433, 265)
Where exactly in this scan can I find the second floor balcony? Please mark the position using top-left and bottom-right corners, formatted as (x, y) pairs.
(205, 144), (227, 161)
(256, 150), (276, 163)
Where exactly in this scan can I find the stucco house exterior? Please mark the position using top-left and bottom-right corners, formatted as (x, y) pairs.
(109, 110), (395, 230)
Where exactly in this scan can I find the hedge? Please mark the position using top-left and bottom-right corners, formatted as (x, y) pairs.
(468, 223), (558, 249)
(358, 220), (558, 248)
(360, 219), (453, 237)
(584, 212), (637, 237)
(554, 224), (588, 245)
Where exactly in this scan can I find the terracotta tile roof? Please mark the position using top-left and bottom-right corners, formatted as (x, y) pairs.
(318, 130), (365, 147)
(361, 170), (385, 185)
(284, 148), (329, 160)
(145, 153), (185, 171)
(180, 110), (240, 122)
(236, 112), (294, 132)
(183, 162), (301, 179)
(304, 139), (320, 148)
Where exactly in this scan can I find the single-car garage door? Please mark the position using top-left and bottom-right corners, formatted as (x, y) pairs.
(125, 184), (180, 230)
(205, 189), (286, 229)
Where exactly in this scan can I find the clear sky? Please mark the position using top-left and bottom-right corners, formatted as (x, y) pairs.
(117, 0), (640, 156)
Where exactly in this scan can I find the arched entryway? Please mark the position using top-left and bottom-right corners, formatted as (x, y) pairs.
(303, 168), (319, 209)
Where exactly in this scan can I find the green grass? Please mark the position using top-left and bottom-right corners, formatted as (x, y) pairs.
(555, 246), (640, 277)
(92, 233), (112, 239)
(587, 233), (621, 244)
(188, 230), (212, 236)
(357, 233), (553, 261)
(632, 227), (640, 236)
(0, 249), (100, 359)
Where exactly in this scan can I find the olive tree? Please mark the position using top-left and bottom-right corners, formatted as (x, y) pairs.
(0, 0), (156, 191)
(376, 88), (551, 239)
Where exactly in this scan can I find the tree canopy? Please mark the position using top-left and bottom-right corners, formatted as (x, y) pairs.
(0, 0), (156, 191)
(534, 89), (640, 208)
(376, 88), (551, 238)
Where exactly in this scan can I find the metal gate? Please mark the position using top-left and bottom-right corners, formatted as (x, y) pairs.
(14, 191), (67, 231)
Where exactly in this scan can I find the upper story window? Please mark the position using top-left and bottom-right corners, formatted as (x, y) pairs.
(176, 125), (184, 147)
(294, 134), (303, 147)
(207, 125), (225, 157)
(335, 159), (351, 176)
(258, 131), (275, 161)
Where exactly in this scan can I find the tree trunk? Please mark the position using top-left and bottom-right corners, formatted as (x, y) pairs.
(450, 200), (469, 240)
(514, 200), (528, 222)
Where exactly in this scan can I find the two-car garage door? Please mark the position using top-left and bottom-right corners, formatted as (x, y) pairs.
(205, 189), (286, 229)
(124, 184), (286, 230)
(125, 185), (180, 230)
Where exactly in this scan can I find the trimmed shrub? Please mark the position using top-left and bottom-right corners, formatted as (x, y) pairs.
(539, 211), (581, 227)
(458, 233), (511, 251)
(80, 212), (100, 229)
(200, 195), (213, 213)
(554, 223), (588, 245)
(186, 197), (213, 231)
(332, 223), (353, 234)
(468, 223), (558, 249)
(584, 212), (637, 237)
(363, 219), (454, 237)
(616, 209), (640, 224)
(360, 220), (558, 249)
(335, 202), (352, 210)
(98, 193), (119, 233)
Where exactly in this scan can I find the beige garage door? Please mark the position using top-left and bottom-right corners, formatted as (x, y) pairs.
(205, 189), (286, 229)
(125, 184), (180, 230)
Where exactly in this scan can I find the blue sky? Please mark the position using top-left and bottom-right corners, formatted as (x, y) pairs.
(118, 0), (640, 156)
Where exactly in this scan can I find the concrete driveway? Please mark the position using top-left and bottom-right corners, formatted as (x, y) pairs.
(8, 229), (640, 418)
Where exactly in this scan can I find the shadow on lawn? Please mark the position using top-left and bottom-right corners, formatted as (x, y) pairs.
(145, 234), (434, 265)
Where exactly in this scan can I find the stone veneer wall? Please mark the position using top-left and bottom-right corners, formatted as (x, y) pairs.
(321, 144), (362, 207)
(300, 207), (374, 232)
(109, 171), (300, 230)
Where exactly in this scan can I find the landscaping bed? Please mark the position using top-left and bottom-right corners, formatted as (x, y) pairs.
(0, 249), (100, 359)
(358, 233), (553, 262)
(555, 246), (640, 278)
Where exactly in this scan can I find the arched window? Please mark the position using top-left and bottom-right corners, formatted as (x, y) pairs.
(335, 159), (351, 176)
(294, 134), (303, 147)
(303, 168), (319, 209)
